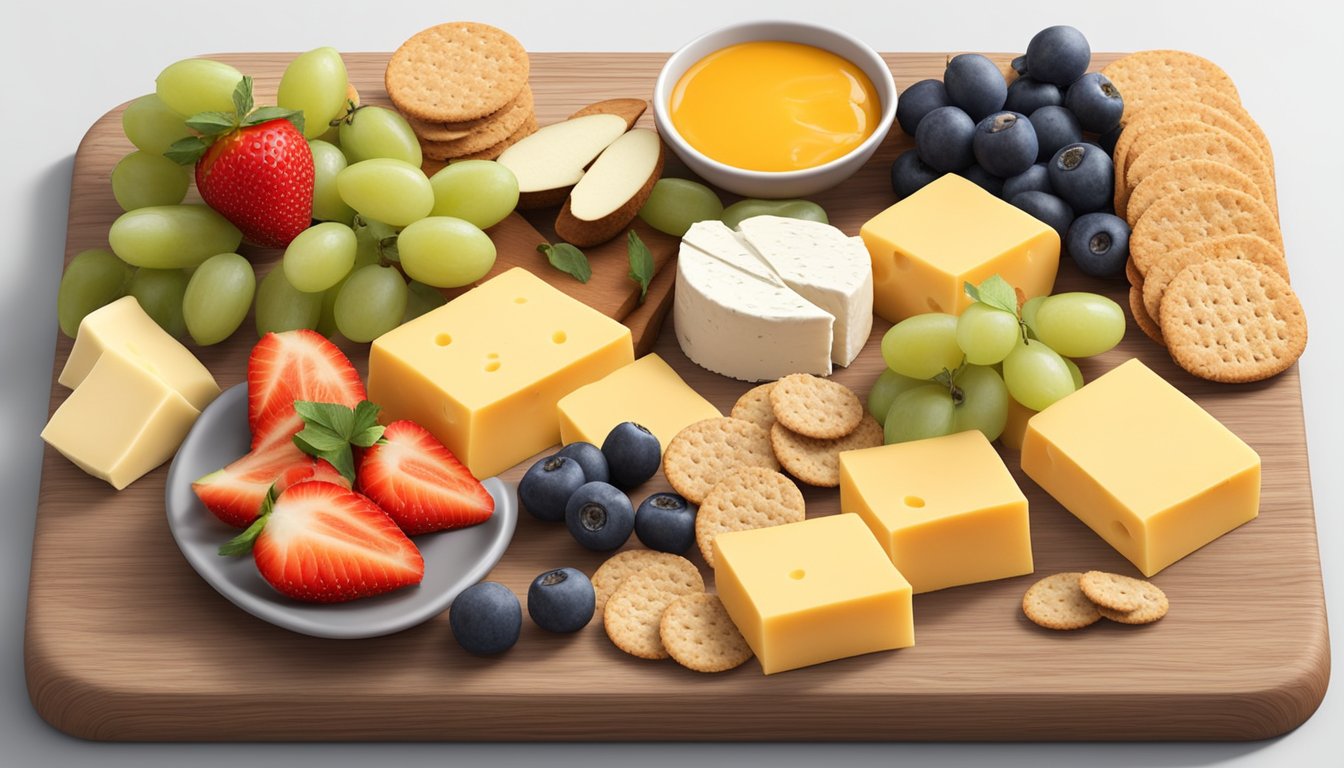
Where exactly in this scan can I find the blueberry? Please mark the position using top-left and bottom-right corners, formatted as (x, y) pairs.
(915, 106), (975, 172)
(527, 567), (595, 633)
(556, 441), (609, 484)
(634, 492), (697, 554)
(1001, 163), (1052, 200)
(1010, 55), (1029, 76)
(1029, 105), (1083, 164)
(1011, 191), (1075, 239)
(1048, 143), (1114, 214)
(449, 581), (521, 655)
(1024, 25), (1091, 87)
(1064, 72), (1124, 134)
(895, 78), (949, 136)
(1097, 124), (1123, 156)
(1003, 77), (1062, 116)
(944, 54), (1008, 121)
(600, 421), (660, 489)
(890, 148), (941, 199)
(565, 481), (634, 551)
(519, 454), (586, 522)
(1066, 212), (1130, 278)
(958, 164), (1003, 196)
(972, 111), (1037, 178)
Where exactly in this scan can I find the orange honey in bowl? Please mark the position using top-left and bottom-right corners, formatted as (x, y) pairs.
(669, 40), (882, 173)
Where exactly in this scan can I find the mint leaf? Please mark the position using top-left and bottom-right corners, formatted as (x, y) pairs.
(626, 230), (654, 303)
(293, 429), (348, 454)
(538, 242), (591, 283)
(291, 400), (383, 483)
(965, 275), (1019, 316)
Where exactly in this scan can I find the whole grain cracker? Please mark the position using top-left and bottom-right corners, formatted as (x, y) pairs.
(659, 592), (753, 673)
(422, 112), (539, 162)
(1101, 50), (1240, 114)
(769, 373), (864, 440)
(1124, 133), (1276, 219)
(1125, 257), (1143, 287)
(1129, 283), (1166, 347)
(408, 84), (534, 144)
(1129, 186), (1283, 275)
(1022, 572), (1102, 631)
(695, 467), (805, 568)
(1112, 97), (1273, 186)
(770, 415), (884, 488)
(591, 550), (699, 614)
(730, 382), (778, 434)
(1160, 259), (1306, 383)
(1142, 234), (1289, 322)
(663, 418), (780, 504)
(386, 22), (529, 123)
(1079, 570), (1167, 614)
(1119, 120), (1237, 182)
(603, 561), (705, 659)
(1098, 603), (1169, 625)
(1125, 159), (1266, 228)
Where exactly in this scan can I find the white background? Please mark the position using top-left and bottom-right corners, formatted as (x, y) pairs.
(2, 0), (1340, 765)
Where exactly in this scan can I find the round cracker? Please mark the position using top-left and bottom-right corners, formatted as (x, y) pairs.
(770, 415), (884, 488)
(730, 382), (778, 435)
(1129, 186), (1283, 275)
(422, 112), (539, 162)
(386, 22), (529, 123)
(1129, 283), (1165, 347)
(1022, 572), (1102, 631)
(695, 467), (805, 568)
(769, 373), (864, 440)
(591, 550), (698, 614)
(1112, 96), (1272, 183)
(1124, 131), (1275, 220)
(603, 561), (705, 660)
(1142, 234), (1289, 323)
(408, 84), (535, 145)
(662, 418), (780, 505)
(659, 592), (753, 673)
(1079, 570), (1166, 614)
(1126, 159), (1265, 229)
(1101, 50), (1240, 114)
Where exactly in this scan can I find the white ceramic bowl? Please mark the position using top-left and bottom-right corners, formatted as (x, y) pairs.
(653, 20), (898, 199)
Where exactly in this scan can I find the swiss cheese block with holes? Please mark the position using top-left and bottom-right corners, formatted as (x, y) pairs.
(367, 267), (633, 479)
(859, 174), (1059, 322)
(1020, 358), (1261, 577)
(838, 430), (1033, 593)
(713, 514), (914, 675)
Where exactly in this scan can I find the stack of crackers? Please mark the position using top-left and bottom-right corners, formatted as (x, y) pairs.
(1022, 571), (1169, 630)
(1101, 50), (1306, 383)
(386, 22), (538, 163)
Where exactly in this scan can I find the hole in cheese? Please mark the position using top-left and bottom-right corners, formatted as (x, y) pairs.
(1111, 520), (1133, 540)
(485, 360), (501, 372)
(552, 331), (567, 344)
(514, 296), (528, 304)
(903, 495), (925, 508)
(926, 297), (942, 312)
(788, 569), (806, 580)
(435, 333), (452, 346)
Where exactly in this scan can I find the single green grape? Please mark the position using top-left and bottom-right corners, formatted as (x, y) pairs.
(1002, 337), (1076, 411)
(638, 178), (724, 236)
(1032, 292), (1125, 358)
(428, 160), (519, 230)
(396, 216), (496, 288)
(339, 106), (422, 166)
(283, 222), (357, 293)
(182, 253), (255, 346)
(867, 368), (927, 426)
(334, 265), (408, 342)
(1020, 294), (1047, 337)
(337, 159), (434, 227)
(319, 221), (383, 336)
(881, 312), (963, 379)
(109, 205), (243, 269)
(720, 198), (828, 229)
(951, 364), (1009, 442)
(882, 365), (1008, 444)
(155, 58), (244, 117)
(128, 268), (189, 337)
(111, 151), (190, 211)
(121, 94), (189, 155)
(277, 47), (349, 140)
(403, 280), (447, 322)
(309, 140), (356, 224)
(1064, 356), (1084, 389)
(955, 302), (1021, 365)
(255, 266), (323, 336)
(56, 249), (133, 338)
(884, 385), (956, 444)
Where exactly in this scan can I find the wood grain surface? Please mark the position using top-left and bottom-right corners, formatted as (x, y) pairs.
(25, 52), (1329, 742)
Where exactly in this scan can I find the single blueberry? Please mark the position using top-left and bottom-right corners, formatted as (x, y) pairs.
(556, 441), (609, 484)
(634, 492), (697, 554)
(1010, 55), (1029, 76)
(895, 78), (950, 136)
(527, 567), (595, 633)
(973, 111), (1038, 178)
(1024, 25), (1091, 87)
(1011, 191), (1075, 239)
(565, 481), (635, 551)
(1029, 105), (1083, 164)
(890, 148), (941, 199)
(958, 164), (1004, 196)
(944, 53), (1008, 121)
(449, 581), (521, 655)
(1064, 72), (1124, 134)
(1048, 142), (1114, 214)
(1001, 163), (1053, 200)
(1004, 77), (1062, 116)
(1066, 212), (1130, 278)
(1097, 123), (1123, 157)
(519, 454), (586, 522)
(915, 106), (976, 172)
(600, 421), (661, 489)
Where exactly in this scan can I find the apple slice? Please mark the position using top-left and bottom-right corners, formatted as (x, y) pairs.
(498, 114), (630, 210)
(554, 128), (664, 247)
(569, 98), (647, 128)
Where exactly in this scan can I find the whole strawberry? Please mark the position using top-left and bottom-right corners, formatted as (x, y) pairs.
(168, 76), (314, 248)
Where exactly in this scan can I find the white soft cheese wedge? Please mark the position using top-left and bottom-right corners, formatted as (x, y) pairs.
(681, 218), (780, 283)
(496, 113), (629, 193)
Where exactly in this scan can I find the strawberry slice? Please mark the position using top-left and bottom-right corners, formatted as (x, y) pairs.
(223, 480), (424, 604)
(193, 437), (349, 528)
(357, 420), (495, 535)
(247, 329), (365, 449)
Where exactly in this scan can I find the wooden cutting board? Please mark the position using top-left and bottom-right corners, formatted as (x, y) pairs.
(25, 52), (1329, 742)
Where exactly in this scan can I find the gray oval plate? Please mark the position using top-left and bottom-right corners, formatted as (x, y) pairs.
(165, 383), (517, 639)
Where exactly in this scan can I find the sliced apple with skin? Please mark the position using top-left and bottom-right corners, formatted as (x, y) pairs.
(554, 128), (665, 247)
(497, 113), (631, 210)
(568, 98), (647, 128)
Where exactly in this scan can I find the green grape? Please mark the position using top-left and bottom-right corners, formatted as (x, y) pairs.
(882, 366), (1008, 444)
(884, 385), (955, 444)
(337, 159), (434, 226)
(155, 58), (244, 117)
(283, 222), (357, 293)
(867, 368), (926, 425)
(1031, 292), (1125, 358)
(880, 312), (963, 379)
(319, 221), (384, 336)
(1002, 338), (1076, 411)
(339, 106), (422, 166)
(121, 94), (189, 155)
(403, 280), (447, 322)
(429, 160), (519, 230)
(396, 216), (496, 288)
(57, 249), (132, 338)
(955, 302), (1021, 365)
(638, 178), (724, 236)
(127, 268), (188, 337)
(110, 151), (189, 211)
(1020, 295), (1046, 336)
(334, 265), (408, 342)
(109, 205), (243, 269)
(1064, 356), (1084, 389)
(255, 266), (323, 336)
(278, 47), (349, 140)
(721, 198), (828, 230)
(182, 253), (255, 346)
(951, 364), (1009, 442)
(309, 140), (355, 224)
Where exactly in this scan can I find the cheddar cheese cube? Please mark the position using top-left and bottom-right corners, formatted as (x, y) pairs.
(859, 174), (1059, 322)
(1021, 358), (1260, 577)
(714, 514), (914, 675)
(839, 430), (1033, 593)
(367, 268), (634, 479)
(556, 353), (721, 451)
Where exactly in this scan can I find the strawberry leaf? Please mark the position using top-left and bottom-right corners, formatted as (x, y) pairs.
(292, 400), (384, 483)
(218, 484), (276, 556)
(186, 111), (240, 136)
(164, 136), (210, 166)
(247, 106), (305, 135)
(232, 75), (254, 118)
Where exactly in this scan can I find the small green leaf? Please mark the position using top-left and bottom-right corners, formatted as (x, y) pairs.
(293, 401), (342, 432)
(164, 136), (210, 165)
(218, 485), (275, 556)
(232, 75), (254, 118)
(291, 400), (384, 483)
(966, 275), (1019, 316)
(351, 401), (383, 432)
(626, 230), (654, 303)
(185, 111), (239, 136)
(294, 428), (348, 454)
(247, 106), (305, 135)
(538, 242), (591, 283)
(352, 426), (386, 448)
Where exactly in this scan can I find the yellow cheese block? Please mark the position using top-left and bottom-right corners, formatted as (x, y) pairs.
(556, 353), (721, 451)
(367, 268), (634, 479)
(41, 348), (200, 490)
(1021, 358), (1261, 576)
(714, 514), (914, 675)
(859, 174), (1059, 322)
(999, 396), (1038, 452)
(59, 295), (220, 410)
(839, 430), (1033, 593)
